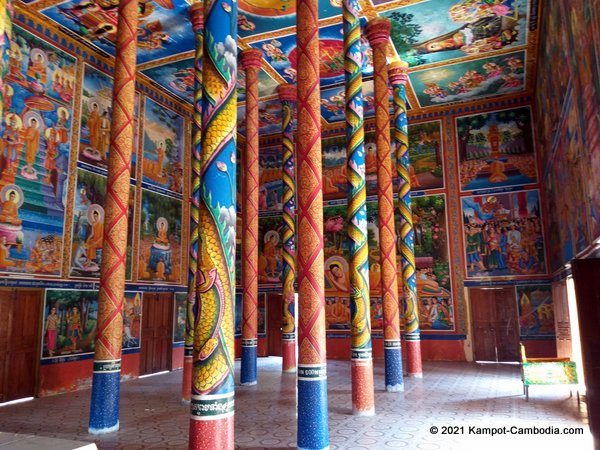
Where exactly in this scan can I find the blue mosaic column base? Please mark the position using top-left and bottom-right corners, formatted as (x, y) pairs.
(89, 364), (121, 434)
(298, 372), (329, 450)
(384, 344), (404, 392)
(240, 343), (257, 386)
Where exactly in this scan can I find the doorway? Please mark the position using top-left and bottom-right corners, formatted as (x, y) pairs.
(267, 293), (282, 357)
(470, 287), (519, 362)
(140, 292), (173, 375)
(0, 288), (42, 403)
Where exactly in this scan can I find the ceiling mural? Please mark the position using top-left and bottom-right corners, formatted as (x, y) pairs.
(22, 0), (540, 133)
(139, 57), (279, 103)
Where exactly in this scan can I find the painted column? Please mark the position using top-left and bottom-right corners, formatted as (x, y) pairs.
(389, 61), (423, 378)
(277, 83), (297, 374)
(183, 2), (204, 404)
(188, 0), (237, 447)
(88, 0), (138, 434)
(344, 0), (374, 414)
(240, 48), (263, 386)
(296, 0), (329, 447)
(366, 18), (404, 392)
(0, 0), (14, 119)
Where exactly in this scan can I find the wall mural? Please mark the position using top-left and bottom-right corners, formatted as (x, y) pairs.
(516, 284), (554, 337)
(537, 0), (600, 270)
(258, 145), (283, 212)
(456, 106), (536, 192)
(78, 64), (140, 172)
(320, 80), (378, 124)
(409, 50), (526, 108)
(0, 25), (75, 276)
(249, 22), (373, 86)
(258, 215), (283, 285)
(173, 292), (186, 343)
(408, 120), (444, 191)
(142, 97), (184, 194)
(70, 168), (134, 279)
(139, 189), (182, 283)
(237, 99), (281, 137)
(462, 190), (546, 278)
(41, 0), (195, 64)
(383, 0), (528, 68)
(42, 289), (141, 358)
(322, 133), (380, 200)
(122, 291), (142, 349)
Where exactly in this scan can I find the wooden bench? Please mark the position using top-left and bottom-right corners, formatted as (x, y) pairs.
(519, 343), (578, 401)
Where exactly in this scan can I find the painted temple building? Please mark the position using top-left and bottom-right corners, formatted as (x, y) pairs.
(0, 0), (599, 449)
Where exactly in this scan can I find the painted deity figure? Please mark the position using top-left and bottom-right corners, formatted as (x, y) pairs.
(43, 127), (58, 184)
(98, 111), (110, 157)
(26, 52), (48, 84)
(84, 209), (104, 264)
(23, 117), (40, 174)
(66, 306), (82, 350)
(87, 102), (101, 151)
(326, 262), (349, 292)
(0, 189), (22, 225)
(156, 141), (165, 175)
(155, 220), (169, 246)
(7, 41), (23, 79)
(56, 107), (69, 144)
(465, 224), (485, 272)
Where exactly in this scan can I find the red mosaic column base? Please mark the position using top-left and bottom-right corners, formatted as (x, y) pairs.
(189, 416), (234, 450)
(351, 360), (375, 416)
(405, 340), (423, 378)
(181, 357), (193, 403)
(282, 341), (296, 373)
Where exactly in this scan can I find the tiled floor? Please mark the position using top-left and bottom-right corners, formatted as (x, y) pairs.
(0, 358), (592, 450)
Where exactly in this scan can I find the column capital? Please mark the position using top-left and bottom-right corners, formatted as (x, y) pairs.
(189, 2), (204, 33)
(366, 17), (391, 47)
(389, 61), (409, 87)
(240, 48), (263, 70)
(277, 83), (297, 102)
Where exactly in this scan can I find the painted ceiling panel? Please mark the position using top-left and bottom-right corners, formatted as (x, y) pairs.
(22, 0), (541, 132)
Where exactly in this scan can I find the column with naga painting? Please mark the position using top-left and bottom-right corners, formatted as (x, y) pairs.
(188, 0), (237, 446)
(240, 48), (262, 386)
(296, 0), (330, 446)
(182, 1), (203, 404)
(366, 17), (405, 392)
(88, 0), (138, 434)
(277, 83), (297, 374)
(390, 61), (423, 378)
(344, 0), (375, 414)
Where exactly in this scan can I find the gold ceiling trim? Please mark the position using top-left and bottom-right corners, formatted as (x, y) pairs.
(137, 51), (195, 71)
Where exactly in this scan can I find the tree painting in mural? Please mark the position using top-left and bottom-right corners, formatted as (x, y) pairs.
(70, 168), (134, 279)
(457, 106), (537, 191)
(139, 189), (182, 283)
(399, 195), (453, 331)
(408, 121), (444, 190)
(142, 97), (184, 194)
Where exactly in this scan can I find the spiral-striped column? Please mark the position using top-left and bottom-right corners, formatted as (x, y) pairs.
(366, 18), (404, 392)
(296, 0), (329, 446)
(183, 2), (203, 404)
(188, 0), (237, 446)
(390, 61), (422, 378)
(344, 0), (374, 415)
(240, 48), (262, 386)
(88, 0), (138, 434)
(277, 83), (297, 374)
(0, 0), (14, 120)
